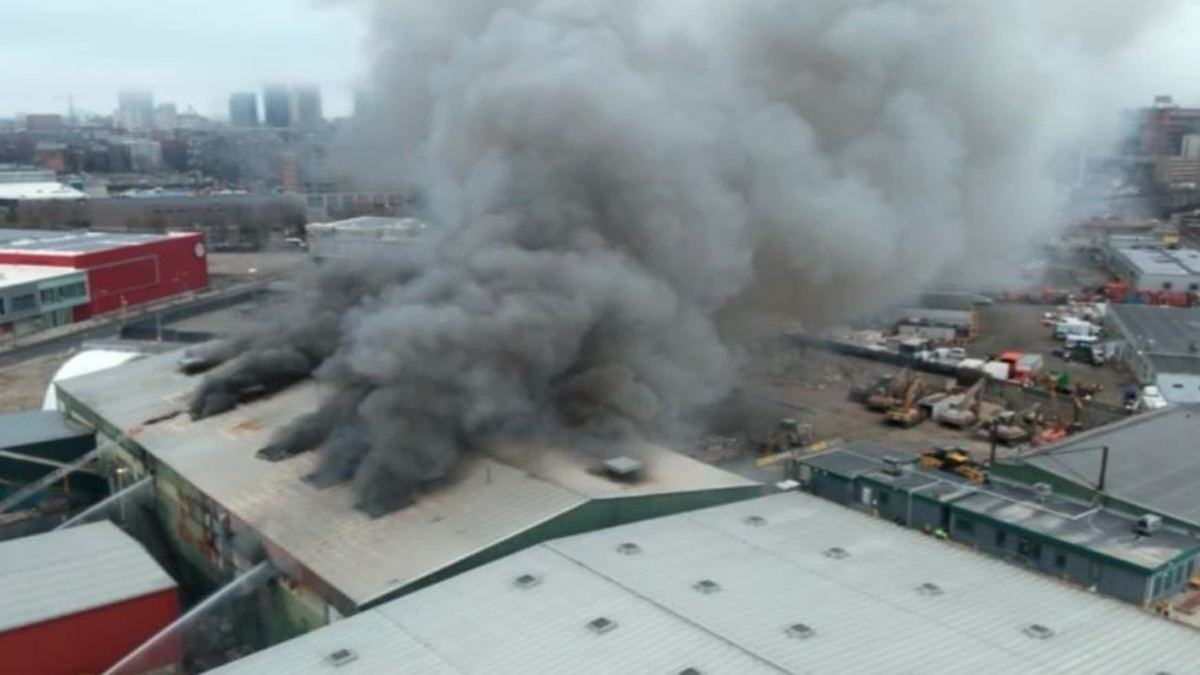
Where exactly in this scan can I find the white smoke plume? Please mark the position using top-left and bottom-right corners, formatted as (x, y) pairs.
(190, 0), (1190, 513)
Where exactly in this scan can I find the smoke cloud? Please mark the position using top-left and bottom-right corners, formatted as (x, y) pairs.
(190, 0), (1189, 512)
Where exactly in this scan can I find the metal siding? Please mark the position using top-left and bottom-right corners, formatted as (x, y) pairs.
(210, 493), (1200, 674)
(0, 521), (176, 631)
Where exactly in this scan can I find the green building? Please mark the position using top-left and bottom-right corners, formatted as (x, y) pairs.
(798, 442), (1200, 608)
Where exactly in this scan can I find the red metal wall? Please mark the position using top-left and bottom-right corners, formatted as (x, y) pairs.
(0, 588), (180, 675)
(0, 233), (209, 319)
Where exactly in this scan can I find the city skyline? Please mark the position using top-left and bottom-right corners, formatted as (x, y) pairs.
(1, 0), (365, 119)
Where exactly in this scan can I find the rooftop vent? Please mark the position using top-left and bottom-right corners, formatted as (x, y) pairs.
(326, 649), (358, 667)
(917, 582), (945, 597)
(882, 455), (909, 476)
(603, 456), (643, 480)
(785, 623), (816, 640)
(587, 617), (617, 635)
(1032, 483), (1053, 503)
(1135, 514), (1163, 536)
(616, 542), (642, 555)
(513, 574), (541, 589)
(744, 515), (767, 527)
(679, 669), (703, 675)
(1023, 624), (1055, 640)
(823, 547), (850, 560)
(693, 579), (721, 594)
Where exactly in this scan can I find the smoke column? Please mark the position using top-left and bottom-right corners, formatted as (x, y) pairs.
(189, 0), (1188, 513)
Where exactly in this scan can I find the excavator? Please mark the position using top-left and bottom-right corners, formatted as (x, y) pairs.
(936, 379), (984, 429)
(977, 406), (1038, 446)
(885, 376), (926, 428)
(919, 446), (988, 483)
(866, 369), (911, 412)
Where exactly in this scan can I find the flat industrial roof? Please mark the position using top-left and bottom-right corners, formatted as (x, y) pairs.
(1020, 405), (1200, 527)
(213, 492), (1200, 675)
(0, 410), (92, 452)
(0, 229), (183, 255)
(0, 521), (176, 632)
(804, 446), (1198, 569)
(954, 482), (1199, 571)
(1110, 304), (1200, 355)
(0, 264), (80, 289)
(56, 350), (758, 611)
(1115, 246), (1200, 277)
(0, 182), (86, 201)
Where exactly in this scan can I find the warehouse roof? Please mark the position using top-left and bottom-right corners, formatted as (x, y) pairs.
(0, 229), (184, 255)
(1114, 246), (1200, 277)
(1110, 304), (1200, 356)
(213, 492), (1200, 675)
(1020, 404), (1200, 527)
(0, 521), (176, 632)
(954, 481), (1200, 571)
(0, 264), (79, 291)
(56, 350), (758, 612)
(0, 410), (92, 452)
(0, 182), (86, 201)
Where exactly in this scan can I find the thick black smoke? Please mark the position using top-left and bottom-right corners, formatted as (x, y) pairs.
(189, 0), (1187, 511)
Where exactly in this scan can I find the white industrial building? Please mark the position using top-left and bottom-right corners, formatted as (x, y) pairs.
(213, 492), (1200, 675)
(1107, 244), (1200, 291)
(1107, 304), (1200, 403)
(306, 216), (426, 261)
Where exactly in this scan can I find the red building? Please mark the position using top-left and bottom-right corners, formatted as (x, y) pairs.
(0, 229), (208, 319)
(0, 521), (180, 674)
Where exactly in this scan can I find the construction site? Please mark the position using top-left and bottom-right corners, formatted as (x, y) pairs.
(9, 3), (1200, 674)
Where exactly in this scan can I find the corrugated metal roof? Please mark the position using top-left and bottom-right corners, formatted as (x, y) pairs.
(0, 410), (92, 451)
(0, 521), (175, 632)
(57, 350), (757, 610)
(0, 228), (177, 254)
(1022, 404), (1200, 526)
(211, 493), (1200, 674)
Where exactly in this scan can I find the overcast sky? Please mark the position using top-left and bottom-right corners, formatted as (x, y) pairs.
(2, 0), (367, 119)
(3, 0), (1199, 121)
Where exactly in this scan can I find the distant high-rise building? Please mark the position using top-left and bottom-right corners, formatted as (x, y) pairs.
(293, 86), (323, 128)
(263, 85), (292, 128)
(353, 89), (372, 118)
(154, 103), (178, 130)
(117, 89), (155, 130)
(229, 92), (259, 127)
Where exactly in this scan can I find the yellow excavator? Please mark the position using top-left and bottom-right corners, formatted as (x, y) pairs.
(885, 376), (926, 428)
(866, 368), (911, 412)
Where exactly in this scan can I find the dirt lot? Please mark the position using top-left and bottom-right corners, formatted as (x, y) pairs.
(0, 349), (72, 411)
(974, 303), (1137, 407)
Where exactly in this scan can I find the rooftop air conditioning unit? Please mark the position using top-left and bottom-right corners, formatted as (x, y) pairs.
(1032, 483), (1053, 503)
(1135, 514), (1163, 536)
(882, 455), (908, 477)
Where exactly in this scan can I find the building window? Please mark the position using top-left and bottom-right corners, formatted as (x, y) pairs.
(956, 518), (974, 535)
(1088, 559), (1102, 582)
(1191, 283), (1199, 291)
(1054, 551), (1067, 569)
(1163, 282), (1173, 290)
(995, 530), (1007, 547)
(10, 293), (35, 313)
(1017, 538), (1042, 561)
(0, 297), (5, 316)
(878, 491), (890, 506)
(1153, 575), (1164, 596)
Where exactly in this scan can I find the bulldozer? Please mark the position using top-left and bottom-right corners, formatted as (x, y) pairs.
(866, 369), (911, 412)
(760, 418), (815, 456)
(919, 446), (988, 483)
(885, 376), (926, 428)
(977, 407), (1036, 446)
(936, 379), (984, 429)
